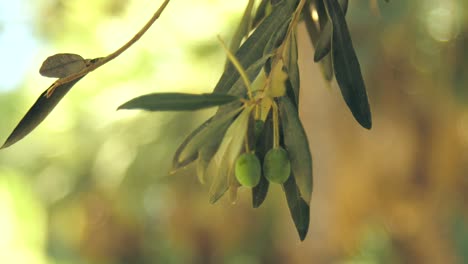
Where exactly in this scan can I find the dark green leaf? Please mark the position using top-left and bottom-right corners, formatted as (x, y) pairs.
(283, 171), (310, 241)
(172, 117), (213, 170)
(118, 93), (239, 112)
(214, 0), (298, 94)
(252, 0), (269, 29)
(284, 31), (300, 107)
(324, 0), (372, 129)
(316, 0), (328, 30)
(252, 172), (269, 208)
(1, 77), (84, 149)
(302, 4), (320, 44)
(313, 24), (332, 62)
(263, 19), (289, 57)
(39, 53), (87, 78)
(320, 53), (334, 81)
(252, 112), (274, 208)
(302, 3), (334, 81)
(174, 108), (242, 170)
(278, 96), (313, 204)
(196, 139), (222, 184)
(313, 0), (348, 62)
(226, 0), (255, 65)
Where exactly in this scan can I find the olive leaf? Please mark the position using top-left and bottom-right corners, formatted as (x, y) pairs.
(206, 106), (254, 203)
(252, 111), (273, 208)
(324, 0), (372, 129)
(172, 117), (214, 170)
(313, 0), (348, 62)
(225, 0), (255, 64)
(284, 31), (300, 107)
(118, 93), (239, 112)
(215, 0), (298, 94)
(320, 53), (334, 81)
(39, 53), (87, 78)
(174, 107), (242, 169)
(196, 140), (221, 184)
(251, 0), (270, 29)
(1, 77), (84, 149)
(263, 20), (289, 58)
(278, 96), (313, 205)
(302, 3), (334, 81)
(283, 171), (310, 241)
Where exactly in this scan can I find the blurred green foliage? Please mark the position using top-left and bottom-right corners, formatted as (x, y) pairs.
(1, 0), (468, 263)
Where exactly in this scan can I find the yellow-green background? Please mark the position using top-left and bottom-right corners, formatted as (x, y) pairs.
(0, 0), (467, 263)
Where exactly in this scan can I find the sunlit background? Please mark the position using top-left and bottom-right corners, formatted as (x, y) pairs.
(0, 0), (467, 263)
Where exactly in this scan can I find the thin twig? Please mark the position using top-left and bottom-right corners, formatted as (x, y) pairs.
(271, 100), (280, 149)
(46, 0), (171, 97)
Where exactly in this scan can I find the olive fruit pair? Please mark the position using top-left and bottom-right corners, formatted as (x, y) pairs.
(235, 147), (291, 187)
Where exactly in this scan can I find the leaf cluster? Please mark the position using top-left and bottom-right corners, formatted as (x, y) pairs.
(1, 0), (387, 241)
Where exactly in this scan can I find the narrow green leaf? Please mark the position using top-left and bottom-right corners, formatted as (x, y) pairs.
(252, 0), (270, 29)
(118, 93), (239, 112)
(263, 19), (289, 57)
(284, 31), (300, 107)
(302, 3), (334, 82)
(207, 106), (254, 203)
(196, 141), (220, 184)
(39, 53), (87, 78)
(316, 0), (328, 30)
(313, 23), (332, 62)
(1, 77), (84, 149)
(226, 0), (255, 66)
(314, 0), (348, 62)
(321, 53), (334, 81)
(252, 167), (269, 208)
(278, 96), (313, 205)
(252, 111), (273, 208)
(282, 172), (310, 241)
(175, 108), (242, 169)
(215, 0), (298, 94)
(302, 3), (320, 45)
(324, 0), (372, 129)
(172, 117), (213, 169)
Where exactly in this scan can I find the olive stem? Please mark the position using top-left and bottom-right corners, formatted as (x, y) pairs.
(244, 136), (251, 153)
(255, 104), (261, 120)
(272, 100), (280, 149)
(45, 0), (171, 96)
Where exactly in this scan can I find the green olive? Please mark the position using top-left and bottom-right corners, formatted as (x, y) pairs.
(263, 147), (291, 184)
(235, 153), (261, 187)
